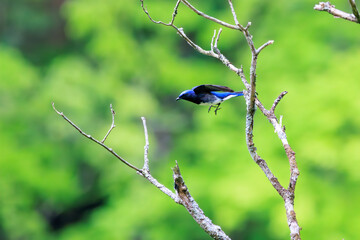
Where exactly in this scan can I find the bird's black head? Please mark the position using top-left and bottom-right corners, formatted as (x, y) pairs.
(176, 90), (201, 104)
(176, 90), (194, 101)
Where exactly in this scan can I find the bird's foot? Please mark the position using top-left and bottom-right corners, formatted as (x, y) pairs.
(208, 104), (221, 115)
(208, 105), (214, 113)
(214, 104), (221, 115)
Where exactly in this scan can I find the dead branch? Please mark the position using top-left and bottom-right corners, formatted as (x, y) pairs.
(172, 162), (231, 240)
(52, 102), (141, 172)
(52, 103), (230, 240)
(314, 1), (360, 23)
(101, 104), (116, 143)
(141, 117), (150, 172)
(140, 0), (300, 239)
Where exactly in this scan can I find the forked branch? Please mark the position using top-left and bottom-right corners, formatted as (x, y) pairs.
(314, 1), (360, 23)
(52, 102), (140, 172)
(52, 102), (230, 239)
(140, 1), (300, 239)
(101, 104), (116, 143)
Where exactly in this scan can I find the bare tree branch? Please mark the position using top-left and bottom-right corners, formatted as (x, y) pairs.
(170, 0), (182, 25)
(349, 0), (360, 21)
(214, 29), (222, 47)
(227, 0), (241, 27)
(210, 30), (217, 52)
(101, 104), (116, 143)
(141, 117), (150, 172)
(173, 161), (231, 240)
(270, 91), (288, 113)
(257, 40), (275, 54)
(140, 0), (181, 26)
(53, 103), (230, 240)
(181, 0), (241, 30)
(140, 1), (300, 239)
(314, 1), (360, 23)
(52, 102), (141, 172)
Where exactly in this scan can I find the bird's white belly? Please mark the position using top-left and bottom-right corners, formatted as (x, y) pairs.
(199, 98), (222, 105)
(199, 94), (238, 105)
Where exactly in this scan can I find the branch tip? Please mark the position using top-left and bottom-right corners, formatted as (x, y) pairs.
(245, 22), (252, 30)
(52, 102), (62, 115)
(257, 40), (274, 54)
(270, 91), (288, 113)
(210, 30), (217, 51)
(214, 28), (223, 49)
(172, 160), (180, 174)
(180, 0), (239, 29)
(142, 116), (150, 171)
(101, 104), (116, 143)
(349, 0), (360, 22)
(314, 1), (359, 23)
(227, 0), (240, 27)
(54, 103), (141, 172)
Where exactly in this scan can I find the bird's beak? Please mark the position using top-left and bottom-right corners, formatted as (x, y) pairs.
(176, 97), (180, 101)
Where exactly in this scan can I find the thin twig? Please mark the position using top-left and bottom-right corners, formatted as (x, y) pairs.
(140, 0), (181, 26)
(244, 21), (252, 30)
(227, 0), (242, 29)
(140, 0), (215, 57)
(257, 40), (275, 55)
(314, 1), (359, 23)
(210, 30), (216, 52)
(175, 27), (215, 56)
(101, 104), (116, 143)
(270, 91), (288, 113)
(52, 103), (142, 172)
(141, 117), (150, 172)
(141, 1), (213, 56)
(349, 0), (360, 22)
(214, 28), (222, 49)
(171, 0), (182, 25)
(180, 0), (240, 30)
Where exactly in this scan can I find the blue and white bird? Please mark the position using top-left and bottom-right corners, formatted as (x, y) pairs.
(176, 84), (243, 115)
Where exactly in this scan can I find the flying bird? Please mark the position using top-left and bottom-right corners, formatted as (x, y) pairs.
(176, 84), (243, 115)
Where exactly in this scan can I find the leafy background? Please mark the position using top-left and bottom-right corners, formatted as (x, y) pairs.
(1, 0), (360, 239)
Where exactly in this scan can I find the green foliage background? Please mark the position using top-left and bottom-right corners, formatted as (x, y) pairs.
(1, 0), (360, 239)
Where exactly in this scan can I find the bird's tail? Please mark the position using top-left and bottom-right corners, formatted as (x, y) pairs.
(234, 91), (244, 96)
(211, 91), (244, 100)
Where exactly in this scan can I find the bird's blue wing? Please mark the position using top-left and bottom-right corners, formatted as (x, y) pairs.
(211, 91), (243, 99)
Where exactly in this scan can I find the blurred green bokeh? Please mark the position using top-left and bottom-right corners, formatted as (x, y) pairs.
(1, 0), (360, 239)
